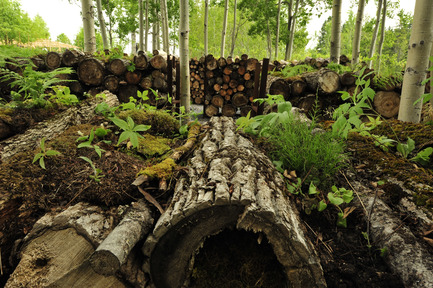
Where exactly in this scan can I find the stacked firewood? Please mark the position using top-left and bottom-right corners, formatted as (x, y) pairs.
(189, 54), (259, 117)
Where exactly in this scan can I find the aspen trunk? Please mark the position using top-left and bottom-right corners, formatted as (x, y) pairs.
(221, 0), (229, 58)
(368, 0), (383, 69)
(351, 0), (365, 65)
(96, 0), (109, 50)
(398, 0), (433, 123)
(376, 0), (387, 73)
(330, 0), (342, 63)
(80, 0), (96, 53)
(179, 0), (191, 116)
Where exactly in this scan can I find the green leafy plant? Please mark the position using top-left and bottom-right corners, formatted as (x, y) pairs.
(326, 186), (354, 228)
(119, 89), (159, 111)
(397, 137), (433, 165)
(109, 116), (151, 148)
(79, 156), (105, 182)
(76, 127), (110, 158)
(0, 62), (74, 108)
(32, 137), (61, 169)
(415, 56), (433, 105)
(49, 86), (79, 106)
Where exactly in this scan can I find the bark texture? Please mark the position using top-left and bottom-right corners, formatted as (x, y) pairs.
(398, 0), (433, 123)
(142, 117), (326, 288)
(330, 0), (342, 63)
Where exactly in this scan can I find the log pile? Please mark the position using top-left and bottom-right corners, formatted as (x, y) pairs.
(189, 54), (258, 117)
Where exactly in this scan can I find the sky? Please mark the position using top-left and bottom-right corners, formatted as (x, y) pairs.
(18, 0), (415, 50)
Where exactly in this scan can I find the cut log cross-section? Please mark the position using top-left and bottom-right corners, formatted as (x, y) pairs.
(142, 117), (326, 288)
(45, 51), (62, 70)
(77, 58), (105, 86)
(303, 69), (340, 95)
(374, 91), (400, 118)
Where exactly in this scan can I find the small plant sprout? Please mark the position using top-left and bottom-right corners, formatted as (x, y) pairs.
(396, 137), (433, 165)
(49, 86), (79, 106)
(32, 137), (61, 169)
(109, 116), (151, 148)
(327, 186), (355, 228)
(79, 156), (105, 182)
(76, 127), (109, 158)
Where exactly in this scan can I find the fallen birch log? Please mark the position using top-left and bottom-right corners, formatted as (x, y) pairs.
(142, 116), (326, 288)
(90, 199), (153, 276)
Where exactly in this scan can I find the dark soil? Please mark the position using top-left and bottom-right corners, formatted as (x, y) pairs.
(1, 105), (432, 287)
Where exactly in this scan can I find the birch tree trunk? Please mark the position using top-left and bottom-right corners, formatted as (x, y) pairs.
(376, 0), (387, 73)
(367, 0), (382, 68)
(139, 0), (144, 51)
(204, 0), (209, 55)
(145, 0), (149, 52)
(95, 0), (109, 50)
(351, 0), (365, 66)
(275, 0), (282, 60)
(287, 0), (299, 61)
(267, 19), (272, 59)
(160, 0), (170, 53)
(131, 31), (136, 55)
(80, 0), (96, 53)
(221, 0), (229, 58)
(179, 0), (191, 117)
(330, 0), (342, 63)
(229, 0), (237, 57)
(284, 0), (294, 61)
(398, 0), (433, 123)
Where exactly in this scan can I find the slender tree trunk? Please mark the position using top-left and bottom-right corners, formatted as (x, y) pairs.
(287, 0), (299, 60)
(179, 0), (190, 118)
(398, 0), (433, 123)
(367, 0), (383, 68)
(160, 0), (169, 53)
(330, 0), (342, 63)
(131, 31), (137, 55)
(204, 0), (209, 55)
(284, 0), (294, 60)
(351, 0), (365, 66)
(152, 24), (157, 51)
(275, 0), (282, 60)
(230, 0), (237, 57)
(376, 0), (387, 73)
(105, 1), (113, 48)
(156, 20), (161, 50)
(221, 0), (229, 58)
(145, 0), (149, 52)
(139, 0), (144, 52)
(80, 0), (96, 53)
(95, 0), (109, 50)
(267, 19), (272, 59)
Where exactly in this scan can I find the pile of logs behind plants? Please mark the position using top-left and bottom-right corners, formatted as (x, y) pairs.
(190, 54), (259, 118)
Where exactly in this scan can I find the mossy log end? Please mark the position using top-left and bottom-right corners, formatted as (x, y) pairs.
(142, 117), (326, 288)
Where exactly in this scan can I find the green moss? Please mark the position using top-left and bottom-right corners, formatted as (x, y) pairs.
(138, 158), (177, 180)
(117, 109), (179, 136)
(49, 124), (95, 154)
(137, 134), (172, 157)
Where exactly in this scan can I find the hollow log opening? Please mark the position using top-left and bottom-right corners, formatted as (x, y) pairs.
(190, 228), (286, 288)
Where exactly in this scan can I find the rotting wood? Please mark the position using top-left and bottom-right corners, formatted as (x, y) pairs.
(107, 58), (129, 76)
(142, 117), (326, 288)
(62, 49), (84, 67)
(77, 57), (105, 86)
(0, 91), (119, 163)
(90, 199), (153, 276)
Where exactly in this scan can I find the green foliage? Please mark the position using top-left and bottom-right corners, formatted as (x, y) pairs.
(76, 127), (110, 158)
(278, 64), (315, 78)
(49, 86), (79, 106)
(396, 137), (433, 166)
(32, 137), (61, 169)
(0, 62), (74, 108)
(109, 116), (151, 148)
(332, 67), (377, 139)
(416, 56), (433, 105)
(56, 33), (71, 45)
(237, 100), (347, 187)
(79, 156), (105, 183)
(327, 186), (354, 228)
(326, 63), (351, 74)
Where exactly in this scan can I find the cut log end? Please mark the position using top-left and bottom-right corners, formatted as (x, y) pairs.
(374, 91), (400, 118)
(90, 250), (120, 276)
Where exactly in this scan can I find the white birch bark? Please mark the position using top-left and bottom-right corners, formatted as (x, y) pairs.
(275, 0), (282, 60)
(284, 0), (294, 60)
(330, 0), (342, 63)
(351, 0), (365, 66)
(131, 31), (136, 55)
(367, 0), (382, 68)
(160, 0), (170, 53)
(376, 0), (387, 73)
(398, 0), (433, 123)
(229, 0), (237, 57)
(95, 0), (109, 50)
(145, 0), (149, 52)
(204, 0), (209, 55)
(139, 0), (144, 52)
(80, 0), (96, 53)
(179, 0), (190, 117)
(287, 0), (299, 60)
(221, 0), (229, 58)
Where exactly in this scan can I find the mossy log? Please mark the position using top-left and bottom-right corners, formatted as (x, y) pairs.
(0, 91), (119, 162)
(142, 117), (326, 288)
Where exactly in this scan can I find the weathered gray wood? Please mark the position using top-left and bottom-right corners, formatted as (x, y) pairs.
(142, 116), (326, 288)
(90, 200), (153, 276)
(0, 91), (119, 162)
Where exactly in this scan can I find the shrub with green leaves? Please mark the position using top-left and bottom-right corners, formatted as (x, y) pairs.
(109, 116), (150, 148)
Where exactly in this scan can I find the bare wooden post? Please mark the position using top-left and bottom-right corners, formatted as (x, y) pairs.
(252, 62), (261, 115)
(258, 58), (270, 115)
(167, 54), (173, 111)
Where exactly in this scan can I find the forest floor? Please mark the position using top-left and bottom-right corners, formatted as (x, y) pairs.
(1, 101), (433, 287)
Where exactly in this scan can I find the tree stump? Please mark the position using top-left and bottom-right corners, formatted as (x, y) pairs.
(142, 117), (326, 288)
